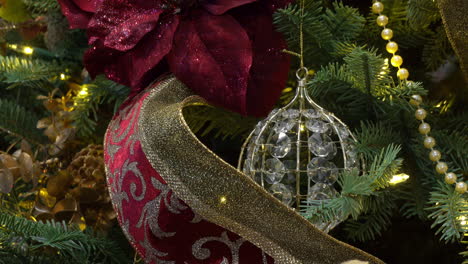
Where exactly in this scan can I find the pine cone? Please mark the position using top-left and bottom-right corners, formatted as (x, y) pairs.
(68, 144), (105, 186)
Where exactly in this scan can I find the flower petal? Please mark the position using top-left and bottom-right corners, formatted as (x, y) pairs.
(73, 0), (103, 12)
(58, 0), (93, 29)
(232, 4), (290, 117)
(104, 11), (163, 51)
(86, 0), (163, 47)
(85, 16), (179, 89)
(167, 10), (253, 115)
(200, 0), (257, 15)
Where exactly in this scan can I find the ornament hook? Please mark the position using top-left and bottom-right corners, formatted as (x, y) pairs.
(296, 67), (308, 86)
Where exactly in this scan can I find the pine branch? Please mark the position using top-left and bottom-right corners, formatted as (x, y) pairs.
(428, 181), (468, 243)
(322, 2), (365, 42)
(354, 121), (402, 160)
(0, 211), (131, 263)
(0, 56), (62, 84)
(22, 0), (60, 16)
(72, 76), (130, 137)
(307, 63), (367, 122)
(343, 47), (390, 94)
(344, 190), (397, 242)
(183, 104), (258, 140)
(0, 99), (46, 144)
(369, 144), (403, 189)
(301, 143), (402, 225)
(406, 0), (440, 28)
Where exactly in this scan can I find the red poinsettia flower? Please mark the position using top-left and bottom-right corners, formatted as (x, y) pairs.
(58, 0), (291, 116)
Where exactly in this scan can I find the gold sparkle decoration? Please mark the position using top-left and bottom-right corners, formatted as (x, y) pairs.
(137, 77), (383, 264)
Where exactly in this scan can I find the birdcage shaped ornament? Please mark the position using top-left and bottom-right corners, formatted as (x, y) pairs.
(239, 68), (360, 233)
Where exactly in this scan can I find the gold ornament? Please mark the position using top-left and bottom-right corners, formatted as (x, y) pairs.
(37, 93), (75, 156)
(415, 108), (427, 120)
(455, 182), (467, 194)
(381, 28), (393, 40)
(386, 41), (398, 54)
(34, 144), (114, 233)
(409, 95), (422, 106)
(423, 137), (436, 149)
(397, 68), (409, 80)
(372, 2), (384, 14)
(418, 123), (431, 134)
(376, 15), (389, 27)
(429, 150), (442, 162)
(391, 55), (403, 67)
(444, 172), (457, 184)
(435, 162), (448, 174)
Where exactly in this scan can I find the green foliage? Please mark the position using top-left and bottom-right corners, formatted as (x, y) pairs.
(428, 182), (468, 243)
(72, 76), (130, 137)
(406, 0), (440, 28)
(0, 211), (131, 264)
(22, 0), (60, 17)
(322, 3), (366, 42)
(0, 99), (46, 144)
(301, 144), (402, 233)
(344, 191), (397, 242)
(183, 104), (259, 140)
(354, 121), (401, 160)
(343, 47), (389, 94)
(369, 144), (403, 190)
(0, 56), (62, 84)
(422, 27), (453, 71)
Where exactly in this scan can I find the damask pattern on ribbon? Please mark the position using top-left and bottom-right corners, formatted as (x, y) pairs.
(104, 82), (274, 263)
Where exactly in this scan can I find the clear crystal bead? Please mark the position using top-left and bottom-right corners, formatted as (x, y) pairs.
(269, 132), (291, 158)
(264, 158), (285, 184)
(282, 160), (298, 184)
(282, 109), (300, 119)
(307, 157), (339, 184)
(270, 183), (293, 206)
(302, 109), (321, 119)
(253, 120), (266, 135)
(345, 149), (359, 168)
(267, 109), (280, 118)
(305, 119), (330, 133)
(308, 183), (338, 201)
(273, 119), (295, 133)
(308, 133), (337, 159)
(337, 125), (350, 139)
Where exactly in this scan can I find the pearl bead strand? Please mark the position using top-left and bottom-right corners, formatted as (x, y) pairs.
(372, 1), (466, 194)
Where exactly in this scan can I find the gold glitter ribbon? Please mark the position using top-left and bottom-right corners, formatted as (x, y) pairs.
(139, 77), (384, 264)
(437, 0), (468, 81)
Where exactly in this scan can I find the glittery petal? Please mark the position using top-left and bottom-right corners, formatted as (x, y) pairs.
(104, 10), (163, 51)
(167, 10), (252, 115)
(232, 4), (290, 117)
(86, 0), (163, 45)
(57, 0), (93, 29)
(73, 0), (103, 12)
(199, 0), (257, 15)
(85, 16), (179, 89)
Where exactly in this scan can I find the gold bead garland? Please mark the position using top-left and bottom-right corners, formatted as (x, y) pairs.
(372, 1), (466, 194)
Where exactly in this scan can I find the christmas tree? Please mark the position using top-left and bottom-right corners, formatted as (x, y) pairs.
(0, 0), (466, 263)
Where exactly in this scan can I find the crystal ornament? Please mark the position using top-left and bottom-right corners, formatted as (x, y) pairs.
(239, 68), (360, 233)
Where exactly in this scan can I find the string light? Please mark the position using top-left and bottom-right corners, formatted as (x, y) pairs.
(60, 73), (67, 80)
(219, 196), (227, 204)
(78, 87), (89, 96)
(22, 47), (34, 55)
(389, 173), (410, 185)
